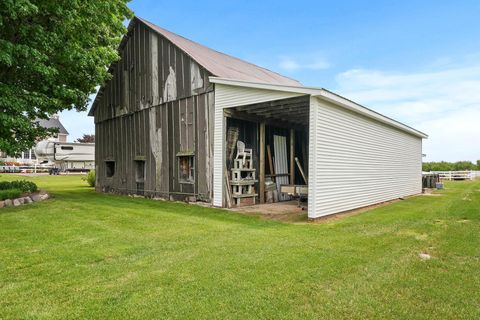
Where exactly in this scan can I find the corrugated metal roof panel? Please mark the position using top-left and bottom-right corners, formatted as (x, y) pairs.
(137, 17), (302, 87)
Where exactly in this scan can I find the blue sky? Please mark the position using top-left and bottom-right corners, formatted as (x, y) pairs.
(62, 0), (480, 162)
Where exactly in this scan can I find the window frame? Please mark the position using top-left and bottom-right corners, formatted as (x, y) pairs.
(177, 155), (195, 184)
(105, 160), (115, 178)
(135, 160), (146, 183)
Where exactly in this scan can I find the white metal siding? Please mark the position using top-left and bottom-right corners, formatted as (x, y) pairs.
(212, 103), (224, 207)
(308, 97), (422, 218)
(212, 84), (303, 207)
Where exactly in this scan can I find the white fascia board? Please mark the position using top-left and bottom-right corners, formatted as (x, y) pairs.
(210, 77), (322, 95)
(209, 77), (428, 139)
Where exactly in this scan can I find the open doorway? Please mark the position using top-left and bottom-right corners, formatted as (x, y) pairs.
(223, 95), (310, 214)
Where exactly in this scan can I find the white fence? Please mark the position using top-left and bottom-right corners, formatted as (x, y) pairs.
(429, 171), (480, 180)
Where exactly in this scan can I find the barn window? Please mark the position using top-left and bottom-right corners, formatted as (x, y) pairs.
(135, 160), (145, 182)
(105, 161), (115, 178)
(135, 160), (145, 195)
(177, 153), (194, 183)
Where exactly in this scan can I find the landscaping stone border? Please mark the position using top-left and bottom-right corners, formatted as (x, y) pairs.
(0, 191), (49, 209)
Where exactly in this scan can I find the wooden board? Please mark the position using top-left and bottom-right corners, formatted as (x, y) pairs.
(273, 135), (290, 201)
(259, 122), (265, 203)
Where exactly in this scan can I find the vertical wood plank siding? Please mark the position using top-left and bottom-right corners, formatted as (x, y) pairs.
(308, 97), (423, 219)
(94, 20), (213, 200)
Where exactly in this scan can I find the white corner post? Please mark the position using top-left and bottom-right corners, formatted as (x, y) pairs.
(308, 96), (320, 219)
(213, 105), (225, 207)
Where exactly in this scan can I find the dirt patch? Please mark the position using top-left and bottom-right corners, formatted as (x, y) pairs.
(422, 189), (443, 196)
(419, 252), (432, 260)
(228, 201), (308, 223)
(397, 229), (428, 240)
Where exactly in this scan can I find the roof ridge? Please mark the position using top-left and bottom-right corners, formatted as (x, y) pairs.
(136, 16), (302, 86)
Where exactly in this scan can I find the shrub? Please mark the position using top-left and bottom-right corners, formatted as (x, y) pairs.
(10, 180), (38, 193)
(0, 180), (38, 193)
(0, 189), (22, 200)
(83, 170), (96, 187)
(0, 181), (11, 190)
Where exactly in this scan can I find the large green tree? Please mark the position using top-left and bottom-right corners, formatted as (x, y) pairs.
(0, 0), (132, 154)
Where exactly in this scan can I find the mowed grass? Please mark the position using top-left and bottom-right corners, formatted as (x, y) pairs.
(0, 175), (479, 319)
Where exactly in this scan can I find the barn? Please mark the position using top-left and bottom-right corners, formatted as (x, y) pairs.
(89, 17), (427, 219)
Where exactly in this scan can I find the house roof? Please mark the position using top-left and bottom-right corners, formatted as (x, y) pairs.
(210, 77), (428, 139)
(36, 117), (69, 135)
(137, 17), (302, 87)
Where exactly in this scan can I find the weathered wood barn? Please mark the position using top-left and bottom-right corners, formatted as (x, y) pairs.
(89, 17), (427, 219)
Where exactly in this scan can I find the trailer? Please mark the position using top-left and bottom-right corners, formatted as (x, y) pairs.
(34, 141), (95, 173)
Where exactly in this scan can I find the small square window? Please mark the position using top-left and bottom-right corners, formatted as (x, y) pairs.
(178, 156), (194, 183)
(105, 161), (115, 178)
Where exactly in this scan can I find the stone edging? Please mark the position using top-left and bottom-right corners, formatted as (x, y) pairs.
(0, 191), (49, 208)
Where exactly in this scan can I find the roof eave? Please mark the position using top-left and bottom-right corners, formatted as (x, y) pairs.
(209, 77), (428, 139)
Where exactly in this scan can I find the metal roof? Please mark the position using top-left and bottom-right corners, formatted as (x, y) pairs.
(137, 17), (302, 87)
(36, 117), (69, 135)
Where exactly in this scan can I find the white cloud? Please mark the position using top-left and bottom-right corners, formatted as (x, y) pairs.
(333, 62), (480, 162)
(279, 55), (330, 71)
(416, 107), (480, 162)
(279, 57), (301, 71)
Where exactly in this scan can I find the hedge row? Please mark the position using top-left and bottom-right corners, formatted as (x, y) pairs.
(0, 180), (38, 193)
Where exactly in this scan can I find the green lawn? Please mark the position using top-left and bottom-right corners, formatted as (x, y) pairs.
(0, 175), (479, 319)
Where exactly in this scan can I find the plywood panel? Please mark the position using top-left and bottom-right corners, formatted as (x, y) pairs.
(196, 95), (208, 197)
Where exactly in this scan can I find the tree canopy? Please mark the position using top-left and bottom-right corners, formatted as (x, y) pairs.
(76, 134), (95, 143)
(423, 161), (480, 172)
(0, 0), (132, 155)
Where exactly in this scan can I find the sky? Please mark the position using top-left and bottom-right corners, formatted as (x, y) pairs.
(61, 0), (480, 162)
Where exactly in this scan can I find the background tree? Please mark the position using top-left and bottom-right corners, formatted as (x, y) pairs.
(76, 134), (95, 143)
(422, 161), (479, 171)
(0, 0), (132, 155)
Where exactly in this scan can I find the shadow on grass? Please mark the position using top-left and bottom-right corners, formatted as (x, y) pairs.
(42, 186), (293, 230)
